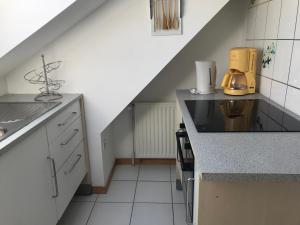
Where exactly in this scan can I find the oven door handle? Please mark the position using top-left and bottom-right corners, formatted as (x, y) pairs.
(176, 130), (187, 165)
(186, 177), (195, 225)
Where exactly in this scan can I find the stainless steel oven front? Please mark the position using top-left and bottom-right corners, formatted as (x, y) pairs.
(176, 123), (194, 225)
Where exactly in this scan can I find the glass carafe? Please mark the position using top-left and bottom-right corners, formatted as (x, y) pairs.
(229, 71), (247, 90)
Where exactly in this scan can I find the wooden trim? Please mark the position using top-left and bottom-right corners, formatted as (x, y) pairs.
(92, 158), (175, 194)
(92, 160), (116, 194)
(116, 158), (176, 165)
(79, 96), (92, 185)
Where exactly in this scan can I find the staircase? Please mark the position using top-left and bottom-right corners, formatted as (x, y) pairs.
(1, 0), (230, 186)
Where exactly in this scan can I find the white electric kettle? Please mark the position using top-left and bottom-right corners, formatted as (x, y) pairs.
(195, 61), (216, 94)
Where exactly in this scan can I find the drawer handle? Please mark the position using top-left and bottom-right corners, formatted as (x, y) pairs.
(65, 154), (82, 175)
(61, 129), (79, 146)
(47, 157), (59, 198)
(57, 112), (77, 127)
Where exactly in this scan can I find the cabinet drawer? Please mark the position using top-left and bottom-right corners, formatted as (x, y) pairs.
(47, 100), (81, 143)
(49, 118), (83, 171)
(55, 142), (86, 219)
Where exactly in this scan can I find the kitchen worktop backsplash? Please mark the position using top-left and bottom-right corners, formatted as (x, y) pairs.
(246, 0), (300, 116)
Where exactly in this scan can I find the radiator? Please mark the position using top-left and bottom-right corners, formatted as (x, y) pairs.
(134, 102), (176, 158)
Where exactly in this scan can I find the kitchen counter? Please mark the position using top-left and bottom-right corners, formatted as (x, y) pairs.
(0, 94), (82, 154)
(176, 89), (300, 181)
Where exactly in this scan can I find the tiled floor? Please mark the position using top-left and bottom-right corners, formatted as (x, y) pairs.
(58, 164), (187, 225)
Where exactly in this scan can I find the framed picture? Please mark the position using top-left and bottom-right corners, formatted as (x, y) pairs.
(150, 0), (182, 36)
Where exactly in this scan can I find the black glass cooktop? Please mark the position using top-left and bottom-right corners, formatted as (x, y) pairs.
(185, 99), (300, 132)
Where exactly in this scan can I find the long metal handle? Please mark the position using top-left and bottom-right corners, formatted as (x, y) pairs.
(61, 129), (79, 146)
(48, 157), (59, 198)
(186, 178), (195, 225)
(65, 154), (82, 175)
(57, 112), (77, 127)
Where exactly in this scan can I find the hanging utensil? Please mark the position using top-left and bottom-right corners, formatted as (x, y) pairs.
(161, 0), (168, 30)
(150, 0), (153, 19)
(153, 0), (156, 31)
(168, 0), (172, 29)
(155, 0), (160, 30)
(172, 0), (180, 30)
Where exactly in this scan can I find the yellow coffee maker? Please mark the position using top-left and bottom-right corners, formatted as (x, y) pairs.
(221, 47), (257, 96)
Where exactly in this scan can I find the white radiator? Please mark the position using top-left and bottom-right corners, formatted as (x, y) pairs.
(134, 102), (176, 158)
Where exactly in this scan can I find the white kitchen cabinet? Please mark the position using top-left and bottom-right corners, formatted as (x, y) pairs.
(48, 117), (83, 171)
(0, 98), (88, 225)
(47, 100), (81, 143)
(56, 141), (87, 218)
(0, 127), (58, 225)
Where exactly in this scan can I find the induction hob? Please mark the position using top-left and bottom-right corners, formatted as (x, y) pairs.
(185, 99), (300, 132)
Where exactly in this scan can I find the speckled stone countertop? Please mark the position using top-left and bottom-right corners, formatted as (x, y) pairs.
(176, 89), (300, 182)
(0, 94), (82, 154)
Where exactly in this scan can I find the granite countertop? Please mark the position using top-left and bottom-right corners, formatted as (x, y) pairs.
(176, 89), (300, 182)
(0, 94), (82, 153)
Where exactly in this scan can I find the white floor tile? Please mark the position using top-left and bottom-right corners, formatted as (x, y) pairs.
(135, 181), (172, 203)
(73, 194), (98, 202)
(58, 202), (94, 225)
(139, 165), (170, 181)
(87, 203), (132, 225)
(112, 165), (139, 181)
(173, 204), (188, 225)
(172, 182), (184, 204)
(131, 203), (173, 225)
(170, 166), (176, 181)
(97, 181), (136, 203)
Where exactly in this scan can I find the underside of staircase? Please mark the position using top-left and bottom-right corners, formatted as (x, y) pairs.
(1, 0), (230, 186)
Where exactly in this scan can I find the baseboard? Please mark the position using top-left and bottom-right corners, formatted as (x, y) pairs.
(116, 158), (176, 165)
(92, 158), (176, 194)
(92, 160), (116, 194)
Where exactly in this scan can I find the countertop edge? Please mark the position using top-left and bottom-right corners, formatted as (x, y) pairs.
(176, 89), (300, 182)
(0, 94), (82, 154)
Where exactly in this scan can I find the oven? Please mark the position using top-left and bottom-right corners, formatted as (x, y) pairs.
(176, 123), (194, 225)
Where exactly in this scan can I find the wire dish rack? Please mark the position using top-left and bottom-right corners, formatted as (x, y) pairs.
(24, 54), (65, 101)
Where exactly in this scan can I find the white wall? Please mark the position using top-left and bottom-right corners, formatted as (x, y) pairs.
(112, 107), (134, 158)
(0, 0), (75, 58)
(0, 0), (108, 77)
(246, 0), (300, 116)
(4, 0), (228, 186)
(0, 77), (7, 96)
(112, 0), (248, 158)
(101, 125), (115, 182)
